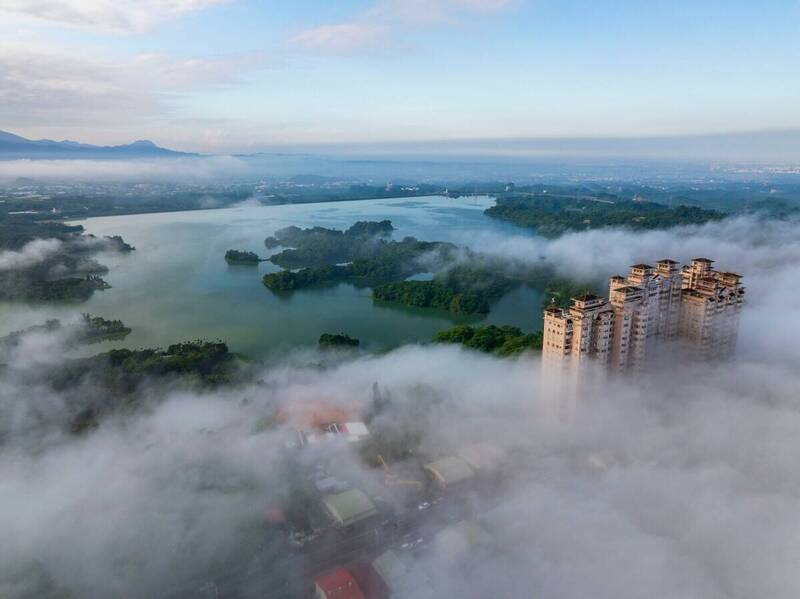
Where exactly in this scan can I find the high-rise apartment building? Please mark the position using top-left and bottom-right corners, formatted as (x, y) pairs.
(542, 258), (744, 380)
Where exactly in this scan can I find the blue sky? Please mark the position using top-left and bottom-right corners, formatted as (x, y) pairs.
(0, 0), (798, 153)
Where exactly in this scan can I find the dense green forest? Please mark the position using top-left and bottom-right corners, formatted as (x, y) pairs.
(318, 333), (360, 348)
(434, 324), (544, 356)
(262, 220), (600, 316)
(262, 222), (453, 291)
(0, 186), (252, 220)
(225, 249), (261, 264)
(2, 274), (111, 301)
(52, 340), (242, 432)
(0, 218), (84, 250)
(0, 214), (133, 301)
(372, 265), (515, 314)
(373, 280), (491, 314)
(485, 194), (724, 236)
(264, 220), (397, 268)
(0, 314), (131, 354)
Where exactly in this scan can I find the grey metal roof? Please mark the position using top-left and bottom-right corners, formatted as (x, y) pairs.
(322, 489), (377, 527)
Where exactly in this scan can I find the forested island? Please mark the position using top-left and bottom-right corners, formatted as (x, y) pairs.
(262, 221), (453, 291)
(0, 314), (131, 355)
(485, 194), (724, 237)
(434, 324), (544, 357)
(264, 220), (395, 267)
(225, 249), (262, 264)
(318, 333), (360, 348)
(259, 220), (600, 317)
(0, 214), (133, 301)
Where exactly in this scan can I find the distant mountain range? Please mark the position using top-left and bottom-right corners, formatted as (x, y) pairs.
(0, 130), (195, 159)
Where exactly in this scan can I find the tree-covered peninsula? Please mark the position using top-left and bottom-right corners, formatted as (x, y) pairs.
(264, 220), (396, 268)
(0, 215), (133, 301)
(262, 221), (454, 291)
(485, 193), (724, 237)
(372, 264), (515, 314)
(47, 340), (244, 433)
(0, 314), (131, 356)
(433, 324), (544, 357)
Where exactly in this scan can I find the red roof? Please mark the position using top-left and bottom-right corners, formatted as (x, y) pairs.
(314, 568), (367, 599)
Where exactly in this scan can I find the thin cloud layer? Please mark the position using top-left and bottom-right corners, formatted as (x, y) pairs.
(0, 239), (63, 271)
(0, 41), (267, 132)
(0, 0), (230, 33)
(292, 23), (391, 52)
(293, 0), (516, 52)
(0, 156), (254, 183)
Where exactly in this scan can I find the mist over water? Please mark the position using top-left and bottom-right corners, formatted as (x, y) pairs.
(2, 203), (800, 598)
(0, 195), (543, 357)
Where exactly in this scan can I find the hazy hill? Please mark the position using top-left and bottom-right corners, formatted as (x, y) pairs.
(0, 130), (195, 159)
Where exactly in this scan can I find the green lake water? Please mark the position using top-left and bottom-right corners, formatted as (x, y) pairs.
(0, 195), (544, 358)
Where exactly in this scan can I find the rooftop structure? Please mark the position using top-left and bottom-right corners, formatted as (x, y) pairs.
(423, 456), (475, 489)
(368, 550), (436, 599)
(314, 568), (367, 599)
(321, 489), (377, 528)
(302, 421), (370, 446)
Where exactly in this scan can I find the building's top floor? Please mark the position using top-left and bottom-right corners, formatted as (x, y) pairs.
(550, 257), (742, 321)
(571, 293), (608, 310)
(630, 263), (654, 272)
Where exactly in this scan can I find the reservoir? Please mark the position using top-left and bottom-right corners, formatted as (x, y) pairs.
(0, 195), (544, 358)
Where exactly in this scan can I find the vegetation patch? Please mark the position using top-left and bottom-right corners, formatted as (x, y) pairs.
(434, 324), (543, 357)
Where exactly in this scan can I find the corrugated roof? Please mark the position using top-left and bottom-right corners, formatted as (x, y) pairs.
(371, 551), (435, 598)
(322, 489), (377, 527)
(424, 456), (475, 486)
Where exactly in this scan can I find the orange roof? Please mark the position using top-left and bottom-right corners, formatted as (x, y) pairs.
(274, 399), (353, 428)
(314, 568), (367, 599)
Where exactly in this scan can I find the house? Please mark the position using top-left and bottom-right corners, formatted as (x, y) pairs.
(369, 550), (435, 599)
(314, 568), (367, 599)
(321, 489), (378, 528)
(423, 456), (475, 491)
(304, 421), (370, 445)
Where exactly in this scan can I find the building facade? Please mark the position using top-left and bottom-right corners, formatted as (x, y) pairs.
(543, 258), (744, 381)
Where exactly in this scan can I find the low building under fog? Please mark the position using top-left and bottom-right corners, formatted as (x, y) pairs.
(314, 568), (367, 599)
(321, 488), (378, 528)
(423, 456), (475, 491)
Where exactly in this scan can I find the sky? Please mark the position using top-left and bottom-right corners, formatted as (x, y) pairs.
(0, 0), (799, 153)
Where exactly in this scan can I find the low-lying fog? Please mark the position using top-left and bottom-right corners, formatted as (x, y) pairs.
(2, 215), (799, 598)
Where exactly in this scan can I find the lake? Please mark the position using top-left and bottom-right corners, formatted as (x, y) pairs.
(0, 195), (544, 358)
